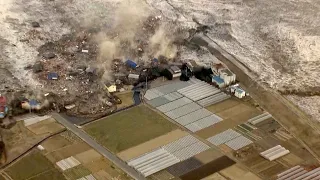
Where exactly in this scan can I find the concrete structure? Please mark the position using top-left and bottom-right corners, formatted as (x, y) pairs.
(211, 75), (225, 88)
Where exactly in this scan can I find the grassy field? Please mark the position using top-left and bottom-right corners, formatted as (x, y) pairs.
(85, 105), (177, 153)
(5, 151), (65, 180)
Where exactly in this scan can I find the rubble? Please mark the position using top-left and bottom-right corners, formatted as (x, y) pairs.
(65, 104), (76, 110)
(42, 52), (56, 59)
(32, 62), (43, 73)
(31, 21), (40, 28)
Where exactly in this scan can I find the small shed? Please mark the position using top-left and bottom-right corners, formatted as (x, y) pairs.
(211, 75), (225, 88)
(125, 60), (138, 69)
(235, 88), (246, 99)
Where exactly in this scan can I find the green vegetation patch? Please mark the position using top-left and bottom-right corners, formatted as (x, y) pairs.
(29, 169), (66, 180)
(5, 152), (55, 180)
(85, 105), (177, 153)
(64, 165), (91, 180)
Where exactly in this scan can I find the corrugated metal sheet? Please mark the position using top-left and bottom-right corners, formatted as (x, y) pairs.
(260, 145), (290, 161)
(155, 81), (192, 95)
(172, 141), (210, 161)
(144, 89), (164, 100)
(128, 148), (180, 177)
(166, 157), (203, 177)
(163, 135), (199, 153)
(77, 174), (96, 180)
(186, 115), (222, 132)
(185, 123), (202, 132)
(277, 167), (306, 180)
(163, 92), (183, 101)
(178, 82), (220, 101)
(276, 166), (320, 180)
(295, 167), (320, 180)
(197, 92), (231, 107)
(188, 78), (203, 84)
(157, 97), (192, 113)
(165, 103), (202, 119)
(56, 156), (81, 171)
(206, 129), (241, 146)
(175, 109), (212, 126)
(248, 112), (272, 125)
(147, 97), (171, 107)
(277, 165), (300, 178)
(225, 136), (253, 150)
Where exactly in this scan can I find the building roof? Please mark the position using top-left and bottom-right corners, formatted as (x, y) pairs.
(170, 66), (181, 73)
(235, 88), (245, 94)
(107, 85), (117, 93)
(212, 76), (225, 84)
(47, 72), (58, 80)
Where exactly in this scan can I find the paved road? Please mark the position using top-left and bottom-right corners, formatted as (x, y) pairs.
(52, 113), (146, 180)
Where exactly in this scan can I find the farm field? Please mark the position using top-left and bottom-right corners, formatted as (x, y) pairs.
(5, 151), (65, 180)
(117, 129), (187, 161)
(3, 130), (132, 180)
(84, 105), (177, 153)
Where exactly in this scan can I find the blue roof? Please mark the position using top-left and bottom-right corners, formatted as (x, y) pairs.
(29, 99), (39, 106)
(48, 72), (58, 80)
(126, 60), (137, 68)
(212, 76), (224, 84)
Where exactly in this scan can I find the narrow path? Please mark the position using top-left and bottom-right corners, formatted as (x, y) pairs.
(51, 113), (146, 180)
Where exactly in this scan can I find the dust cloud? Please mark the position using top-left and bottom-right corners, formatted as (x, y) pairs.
(95, 0), (178, 81)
